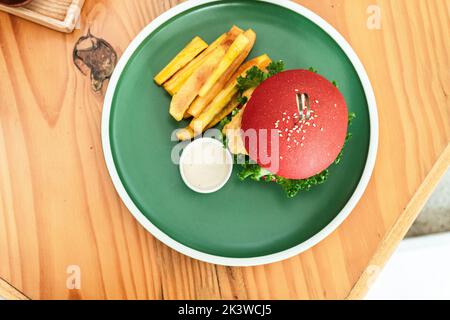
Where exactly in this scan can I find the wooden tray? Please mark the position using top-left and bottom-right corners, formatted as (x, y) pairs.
(0, 0), (84, 33)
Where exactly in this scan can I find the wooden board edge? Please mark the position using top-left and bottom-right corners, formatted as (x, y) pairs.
(346, 143), (450, 300)
(63, 0), (85, 33)
(0, 0), (84, 33)
(0, 277), (29, 300)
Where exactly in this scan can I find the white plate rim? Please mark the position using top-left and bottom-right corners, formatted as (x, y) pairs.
(101, 0), (379, 267)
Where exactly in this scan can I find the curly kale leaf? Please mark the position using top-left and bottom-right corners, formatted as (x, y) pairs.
(238, 159), (330, 198)
(266, 60), (285, 77)
(237, 156), (330, 198)
(238, 162), (274, 181)
(236, 66), (267, 92)
(237, 95), (248, 105)
(236, 61), (285, 93)
(275, 170), (330, 198)
(334, 112), (356, 164)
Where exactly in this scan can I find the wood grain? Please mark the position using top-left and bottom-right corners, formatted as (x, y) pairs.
(0, 0), (449, 300)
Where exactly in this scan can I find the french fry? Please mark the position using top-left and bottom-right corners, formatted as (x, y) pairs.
(207, 98), (241, 129)
(221, 25), (244, 45)
(189, 54), (272, 132)
(221, 87), (256, 154)
(198, 33), (250, 97)
(163, 26), (243, 95)
(176, 66), (263, 142)
(154, 36), (208, 85)
(177, 98), (241, 141)
(176, 127), (195, 141)
(223, 107), (248, 155)
(162, 35), (225, 95)
(169, 47), (225, 121)
(207, 87), (256, 130)
(242, 87), (257, 101)
(183, 112), (192, 119)
(190, 87), (237, 132)
(187, 29), (256, 117)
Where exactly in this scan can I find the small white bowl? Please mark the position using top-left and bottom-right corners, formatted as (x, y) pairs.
(179, 138), (233, 194)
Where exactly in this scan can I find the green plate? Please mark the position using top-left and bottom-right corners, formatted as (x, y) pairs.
(102, 0), (378, 266)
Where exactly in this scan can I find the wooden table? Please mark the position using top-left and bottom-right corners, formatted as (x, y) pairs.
(0, 0), (449, 300)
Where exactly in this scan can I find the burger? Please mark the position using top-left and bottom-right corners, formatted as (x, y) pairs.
(222, 65), (355, 198)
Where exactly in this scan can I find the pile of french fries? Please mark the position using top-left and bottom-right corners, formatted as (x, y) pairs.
(154, 26), (272, 144)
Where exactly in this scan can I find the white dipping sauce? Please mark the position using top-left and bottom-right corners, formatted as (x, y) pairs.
(180, 138), (233, 193)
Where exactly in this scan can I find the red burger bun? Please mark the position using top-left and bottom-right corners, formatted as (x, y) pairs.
(240, 69), (348, 180)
